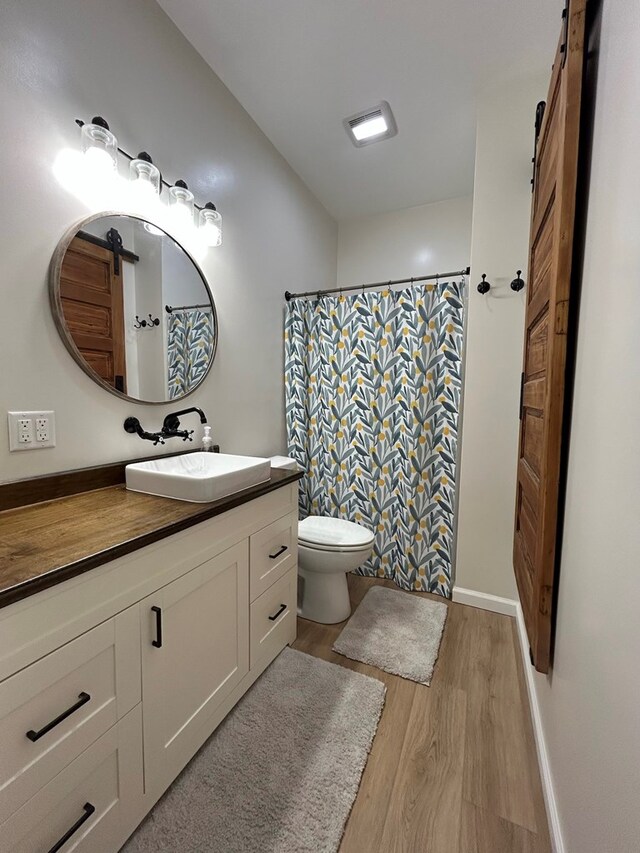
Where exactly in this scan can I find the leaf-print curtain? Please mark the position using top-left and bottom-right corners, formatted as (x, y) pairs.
(284, 283), (464, 598)
(167, 309), (214, 399)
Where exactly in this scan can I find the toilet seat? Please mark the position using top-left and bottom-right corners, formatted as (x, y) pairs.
(299, 540), (373, 554)
(298, 516), (374, 551)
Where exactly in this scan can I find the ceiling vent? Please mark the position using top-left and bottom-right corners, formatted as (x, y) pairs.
(343, 100), (398, 147)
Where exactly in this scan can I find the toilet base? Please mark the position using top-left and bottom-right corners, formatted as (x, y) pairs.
(298, 568), (352, 624)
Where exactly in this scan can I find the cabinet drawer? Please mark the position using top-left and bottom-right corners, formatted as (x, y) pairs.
(249, 512), (297, 601)
(250, 568), (297, 670)
(0, 606), (140, 824)
(1, 704), (143, 853)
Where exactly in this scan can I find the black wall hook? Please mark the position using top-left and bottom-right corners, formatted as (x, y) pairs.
(477, 274), (491, 295)
(510, 270), (526, 292)
(134, 314), (160, 330)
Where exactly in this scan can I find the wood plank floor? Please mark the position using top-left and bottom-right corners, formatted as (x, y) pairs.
(293, 575), (550, 853)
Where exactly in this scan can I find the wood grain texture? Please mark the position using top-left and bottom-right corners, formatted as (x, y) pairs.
(60, 235), (127, 391)
(0, 448), (208, 512)
(0, 469), (302, 609)
(294, 575), (551, 853)
(513, 0), (587, 673)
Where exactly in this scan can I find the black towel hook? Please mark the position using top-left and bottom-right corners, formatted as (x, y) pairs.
(477, 274), (491, 295)
(510, 270), (526, 292)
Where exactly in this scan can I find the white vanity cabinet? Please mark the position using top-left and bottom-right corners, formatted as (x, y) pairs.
(140, 540), (250, 797)
(0, 481), (299, 853)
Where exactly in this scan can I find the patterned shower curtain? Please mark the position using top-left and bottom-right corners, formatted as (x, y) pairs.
(284, 282), (464, 598)
(167, 309), (214, 399)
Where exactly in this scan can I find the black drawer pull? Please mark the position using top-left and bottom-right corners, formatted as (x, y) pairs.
(151, 605), (163, 648)
(47, 802), (95, 853)
(268, 544), (288, 560)
(268, 603), (287, 621)
(26, 692), (91, 742)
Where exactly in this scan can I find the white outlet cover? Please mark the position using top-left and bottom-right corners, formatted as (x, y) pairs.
(8, 411), (56, 451)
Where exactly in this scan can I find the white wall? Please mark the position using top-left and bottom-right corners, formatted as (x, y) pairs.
(533, 2), (640, 850)
(337, 196), (472, 288)
(455, 73), (549, 600)
(0, 0), (336, 483)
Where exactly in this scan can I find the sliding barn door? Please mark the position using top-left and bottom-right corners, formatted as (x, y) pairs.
(59, 236), (127, 393)
(513, 0), (586, 674)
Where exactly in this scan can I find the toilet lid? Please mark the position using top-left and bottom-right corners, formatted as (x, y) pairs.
(298, 516), (375, 549)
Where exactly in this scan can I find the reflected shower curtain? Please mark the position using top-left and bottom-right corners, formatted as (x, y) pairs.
(284, 283), (464, 597)
(167, 309), (214, 399)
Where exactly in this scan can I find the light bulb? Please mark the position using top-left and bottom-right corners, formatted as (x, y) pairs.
(144, 222), (164, 236)
(81, 117), (118, 173)
(168, 180), (194, 227)
(130, 152), (161, 197)
(198, 202), (222, 247)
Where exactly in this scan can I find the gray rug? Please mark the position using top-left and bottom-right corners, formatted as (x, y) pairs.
(122, 647), (386, 853)
(333, 585), (448, 685)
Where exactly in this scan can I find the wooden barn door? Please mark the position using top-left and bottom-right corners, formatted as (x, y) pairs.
(513, 0), (586, 674)
(60, 235), (127, 393)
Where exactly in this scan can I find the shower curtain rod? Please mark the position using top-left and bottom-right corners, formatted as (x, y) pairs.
(284, 266), (470, 302)
(165, 302), (212, 314)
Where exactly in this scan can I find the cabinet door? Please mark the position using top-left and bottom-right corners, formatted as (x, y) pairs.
(140, 541), (249, 794)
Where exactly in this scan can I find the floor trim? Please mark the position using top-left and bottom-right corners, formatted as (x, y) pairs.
(451, 586), (518, 617)
(515, 604), (565, 853)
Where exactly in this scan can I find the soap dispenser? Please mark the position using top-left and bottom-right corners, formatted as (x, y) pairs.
(202, 425), (214, 452)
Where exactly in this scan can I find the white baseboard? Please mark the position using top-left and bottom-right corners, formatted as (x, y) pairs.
(515, 604), (564, 853)
(451, 586), (518, 617)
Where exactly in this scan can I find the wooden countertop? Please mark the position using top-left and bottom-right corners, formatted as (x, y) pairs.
(0, 468), (302, 610)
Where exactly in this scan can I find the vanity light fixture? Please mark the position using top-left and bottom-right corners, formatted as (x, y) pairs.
(199, 202), (222, 247)
(343, 101), (398, 148)
(71, 117), (223, 248)
(130, 151), (161, 197)
(80, 116), (118, 172)
(168, 179), (195, 225)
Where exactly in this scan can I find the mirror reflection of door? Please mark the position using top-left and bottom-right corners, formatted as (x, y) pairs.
(52, 214), (217, 403)
(59, 235), (128, 393)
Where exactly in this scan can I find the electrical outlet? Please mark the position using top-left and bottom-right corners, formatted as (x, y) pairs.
(18, 418), (32, 444)
(8, 411), (56, 451)
(36, 418), (50, 442)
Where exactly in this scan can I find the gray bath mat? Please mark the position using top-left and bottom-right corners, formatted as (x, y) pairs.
(333, 585), (448, 685)
(122, 647), (386, 853)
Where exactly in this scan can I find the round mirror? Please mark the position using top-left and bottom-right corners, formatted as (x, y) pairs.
(49, 212), (218, 403)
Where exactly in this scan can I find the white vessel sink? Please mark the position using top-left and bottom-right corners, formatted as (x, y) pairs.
(125, 452), (272, 503)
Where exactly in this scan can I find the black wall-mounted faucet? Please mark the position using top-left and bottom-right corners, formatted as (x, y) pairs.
(161, 407), (207, 434)
(124, 407), (208, 445)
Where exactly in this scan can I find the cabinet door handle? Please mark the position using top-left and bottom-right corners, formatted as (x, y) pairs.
(268, 603), (287, 621)
(26, 692), (91, 742)
(268, 544), (288, 560)
(151, 605), (163, 648)
(47, 802), (95, 853)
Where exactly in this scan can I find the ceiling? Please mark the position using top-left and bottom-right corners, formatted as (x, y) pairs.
(157, 0), (560, 221)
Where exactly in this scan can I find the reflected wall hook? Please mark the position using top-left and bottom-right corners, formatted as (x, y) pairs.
(477, 274), (491, 295)
(134, 313), (160, 330)
(510, 270), (526, 292)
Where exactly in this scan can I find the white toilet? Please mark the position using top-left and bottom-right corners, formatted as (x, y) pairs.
(297, 515), (375, 624)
